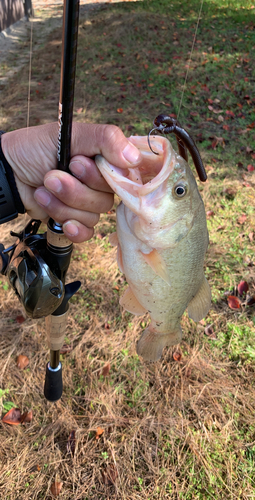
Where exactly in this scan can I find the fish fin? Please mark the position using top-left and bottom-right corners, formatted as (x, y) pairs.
(117, 244), (124, 273)
(136, 325), (182, 361)
(109, 232), (118, 247)
(140, 249), (171, 286)
(119, 286), (147, 316)
(187, 276), (211, 322)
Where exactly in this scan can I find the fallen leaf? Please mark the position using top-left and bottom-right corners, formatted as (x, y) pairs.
(102, 363), (110, 377)
(117, 108), (123, 113)
(237, 214), (247, 224)
(247, 121), (255, 129)
(2, 407), (21, 425)
(227, 295), (241, 310)
(16, 315), (25, 324)
(95, 427), (104, 439)
(237, 280), (249, 296)
(206, 210), (215, 217)
(204, 324), (217, 338)
(247, 164), (255, 172)
(67, 430), (76, 455)
(20, 410), (33, 423)
(16, 355), (29, 369)
(247, 295), (255, 306)
(50, 478), (63, 497)
(60, 344), (73, 354)
(173, 351), (182, 362)
(248, 232), (254, 242)
(101, 464), (118, 485)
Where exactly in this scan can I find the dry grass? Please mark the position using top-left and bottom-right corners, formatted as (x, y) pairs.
(0, 0), (255, 498)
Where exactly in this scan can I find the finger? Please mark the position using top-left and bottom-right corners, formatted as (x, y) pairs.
(69, 156), (115, 192)
(34, 187), (100, 227)
(71, 123), (142, 168)
(43, 171), (114, 213)
(62, 220), (94, 243)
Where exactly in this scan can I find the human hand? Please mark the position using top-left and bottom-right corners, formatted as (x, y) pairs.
(1, 122), (141, 242)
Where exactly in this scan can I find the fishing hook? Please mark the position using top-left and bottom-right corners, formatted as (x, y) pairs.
(148, 114), (207, 182)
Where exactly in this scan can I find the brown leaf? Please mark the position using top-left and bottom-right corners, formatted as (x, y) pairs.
(50, 479), (63, 497)
(20, 410), (33, 423)
(2, 408), (21, 425)
(248, 232), (254, 242)
(204, 324), (217, 339)
(247, 295), (255, 306)
(237, 214), (247, 224)
(173, 351), (182, 362)
(16, 355), (29, 369)
(206, 210), (215, 217)
(226, 110), (235, 118)
(95, 427), (104, 439)
(101, 464), (118, 485)
(227, 295), (241, 310)
(16, 315), (25, 324)
(237, 280), (249, 296)
(60, 344), (73, 354)
(67, 430), (76, 455)
(102, 363), (110, 377)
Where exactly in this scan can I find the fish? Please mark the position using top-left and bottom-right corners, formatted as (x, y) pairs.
(95, 135), (211, 361)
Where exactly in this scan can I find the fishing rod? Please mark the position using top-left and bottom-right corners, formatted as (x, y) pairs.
(0, 0), (80, 401)
(44, 0), (80, 401)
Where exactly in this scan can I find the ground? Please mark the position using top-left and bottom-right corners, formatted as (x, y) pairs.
(0, 0), (255, 499)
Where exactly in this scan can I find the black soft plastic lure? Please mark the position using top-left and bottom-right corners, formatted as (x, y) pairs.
(148, 114), (207, 182)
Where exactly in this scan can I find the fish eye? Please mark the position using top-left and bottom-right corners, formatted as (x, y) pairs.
(174, 183), (187, 198)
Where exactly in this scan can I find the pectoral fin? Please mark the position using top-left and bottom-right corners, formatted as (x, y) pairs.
(187, 276), (211, 322)
(120, 286), (147, 316)
(109, 232), (118, 246)
(140, 249), (171, 286)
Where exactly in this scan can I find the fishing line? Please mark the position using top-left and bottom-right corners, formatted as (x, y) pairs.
(177, 0), (204, 120)
(27, 16), (33, 129)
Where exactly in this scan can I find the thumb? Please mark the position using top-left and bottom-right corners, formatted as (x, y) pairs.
(71, 123), (141, 168)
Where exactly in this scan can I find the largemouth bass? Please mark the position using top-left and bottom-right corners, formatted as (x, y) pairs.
(95, 136), (211, 361)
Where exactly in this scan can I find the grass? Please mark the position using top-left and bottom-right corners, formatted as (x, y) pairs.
(0, 0), (255, 498)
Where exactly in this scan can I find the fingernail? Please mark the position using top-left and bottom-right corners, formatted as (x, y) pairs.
(34, 189), (51, 207)
(69, 161), (86, 179)
(44, 176), (62, 193)
(122, 143), (141, 165)
(63, 221), (79, 236)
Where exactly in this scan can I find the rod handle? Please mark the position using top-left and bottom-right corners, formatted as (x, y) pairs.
(44, 362), (63, 402)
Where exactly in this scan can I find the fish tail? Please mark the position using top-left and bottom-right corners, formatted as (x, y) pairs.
(136, 324), (182, 362)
